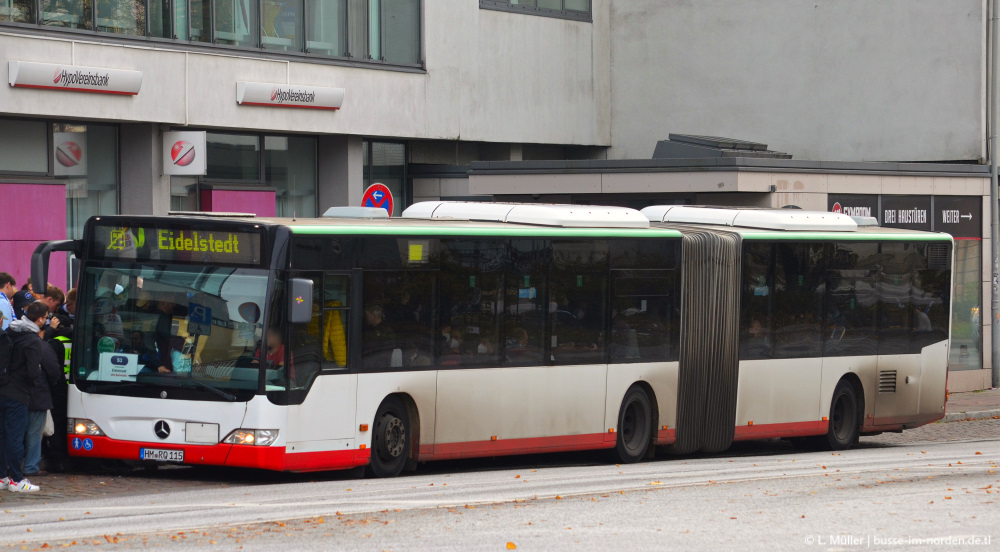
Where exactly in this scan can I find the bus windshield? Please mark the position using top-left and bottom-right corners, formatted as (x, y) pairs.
(75, 263), (273, 399)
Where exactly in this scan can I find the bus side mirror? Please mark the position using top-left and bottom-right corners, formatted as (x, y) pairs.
(288, 278), (314, 324)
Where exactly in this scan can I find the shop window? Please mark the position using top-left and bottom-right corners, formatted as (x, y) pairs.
(206, 133), (260, 180)
(60, 124), (119, 240)
(0, 120), (48, 173)
(173, 132), (317, 216)
(265, 136), (317, 217)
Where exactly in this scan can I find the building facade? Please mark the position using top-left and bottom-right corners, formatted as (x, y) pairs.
(0, 0), (995, 387)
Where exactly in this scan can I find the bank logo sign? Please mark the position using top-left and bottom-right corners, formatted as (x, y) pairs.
(237, 81), (344, 110)
(53, 132), (88, 176)
(9, 60), (142, 95)
(162, 131), (207, 176)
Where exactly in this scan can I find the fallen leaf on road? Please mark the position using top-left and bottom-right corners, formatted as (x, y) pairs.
(506, 543), (517, 550)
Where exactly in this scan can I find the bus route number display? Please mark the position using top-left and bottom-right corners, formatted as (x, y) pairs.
(97, 225), (262, 265)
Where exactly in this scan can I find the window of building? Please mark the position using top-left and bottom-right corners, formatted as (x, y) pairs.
(951, 240), (982, 370)
(265, 135), (317, 218)
(362, 140), (406, 216)
(171, 132), (317, 217)
(479, 0), (590, 22)
(0, 120), (48, 173)
(2, 0), (35, 22)
(2, 0), (422, 66)
(0, 120), (119, 241)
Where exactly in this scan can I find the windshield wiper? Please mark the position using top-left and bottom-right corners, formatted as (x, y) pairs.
(185, 376), (238, 402)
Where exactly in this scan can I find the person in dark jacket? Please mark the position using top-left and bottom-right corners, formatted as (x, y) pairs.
(0, 301), (48, 492)
(23, 330), (63, 477)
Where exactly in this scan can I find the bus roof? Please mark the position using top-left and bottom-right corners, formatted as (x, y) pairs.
(135, 203), (952, 242)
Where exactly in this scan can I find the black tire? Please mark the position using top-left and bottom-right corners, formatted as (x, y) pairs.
(366, 396), (410, 478)
(615, 386), (653, 463)
(822, 379), (860, 451)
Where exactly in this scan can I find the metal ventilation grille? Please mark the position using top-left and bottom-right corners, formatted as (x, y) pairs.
(879, 370), (897, 393)
(927, 244), (950, 270)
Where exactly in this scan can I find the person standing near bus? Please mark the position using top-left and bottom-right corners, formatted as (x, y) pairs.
(23, 325), (63, 477)
(0, 301), (49, 492)
(0, 272), (15, 330)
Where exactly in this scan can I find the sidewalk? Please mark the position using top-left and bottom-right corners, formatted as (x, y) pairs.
(943, 386), (1000, 422)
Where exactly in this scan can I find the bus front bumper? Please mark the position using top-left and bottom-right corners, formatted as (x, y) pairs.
(67, 435), (371, 472)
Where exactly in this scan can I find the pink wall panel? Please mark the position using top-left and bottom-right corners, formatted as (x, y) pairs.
(1, 183), (66, 238)
(0, 183), (69, 292)
(207, 189), (276, 217)
(0, 242), (67, 292)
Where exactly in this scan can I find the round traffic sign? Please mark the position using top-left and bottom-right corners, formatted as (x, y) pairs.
(362, 183), (393, 217)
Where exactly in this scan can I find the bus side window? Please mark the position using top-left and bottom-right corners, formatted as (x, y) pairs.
(740, 243), (774, 360)
(550, 240), (608, 366)
(320, 274), (350, 368)
(363, 270), (435, 369)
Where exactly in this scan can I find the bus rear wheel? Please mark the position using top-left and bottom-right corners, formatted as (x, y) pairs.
(366, 396), (410, 478)
(822, 379), (860, 451)
(615, 385), (653, 463)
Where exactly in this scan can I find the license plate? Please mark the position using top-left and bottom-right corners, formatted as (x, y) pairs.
(140, 448), (184, 462)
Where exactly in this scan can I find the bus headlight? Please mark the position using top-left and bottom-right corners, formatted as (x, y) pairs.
(223, 429), (279, 446)
(69, 418), (105, 436)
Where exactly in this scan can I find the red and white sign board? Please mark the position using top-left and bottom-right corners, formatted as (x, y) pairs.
(162, 131), (207, 176)
(362, 183), (393, 216)
(53, 132), (88, 176)
(8, 61), (142, 95)
(236, 81), (344, 110)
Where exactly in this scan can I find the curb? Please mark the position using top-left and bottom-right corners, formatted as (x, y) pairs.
(941, 409), (1000, 423)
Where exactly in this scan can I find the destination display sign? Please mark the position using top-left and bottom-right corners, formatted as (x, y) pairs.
(92, 224), (262, 265)
(933, 196), (981, 239)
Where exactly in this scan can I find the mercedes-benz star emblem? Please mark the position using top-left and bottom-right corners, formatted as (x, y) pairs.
(154, 421), (171, 439)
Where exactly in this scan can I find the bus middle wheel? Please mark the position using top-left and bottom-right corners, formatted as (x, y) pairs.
(616, 385), (653, 463)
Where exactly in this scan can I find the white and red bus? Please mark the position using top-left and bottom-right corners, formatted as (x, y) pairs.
(32, 202), (952, 476)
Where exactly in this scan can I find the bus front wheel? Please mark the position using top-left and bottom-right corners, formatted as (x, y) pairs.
(367, 396), (410, 478)
(616, 385), (653, 463)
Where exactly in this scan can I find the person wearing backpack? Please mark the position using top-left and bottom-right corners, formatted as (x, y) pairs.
(0, 301), (48, 492)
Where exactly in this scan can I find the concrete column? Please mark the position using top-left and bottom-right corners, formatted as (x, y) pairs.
(119, 124), (171, 215)
(318, 135), (364, 213)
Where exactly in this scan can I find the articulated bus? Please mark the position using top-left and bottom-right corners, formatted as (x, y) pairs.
(31, 202), (953, 476)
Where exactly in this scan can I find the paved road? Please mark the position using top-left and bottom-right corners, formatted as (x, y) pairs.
(1, 419), (998, 550)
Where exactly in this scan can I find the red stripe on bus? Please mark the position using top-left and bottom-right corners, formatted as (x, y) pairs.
(422, 433), (615, 461)
(68, 436), (370, 472)
(655, 428), (676, 445)
(732, 420), (828, 440)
